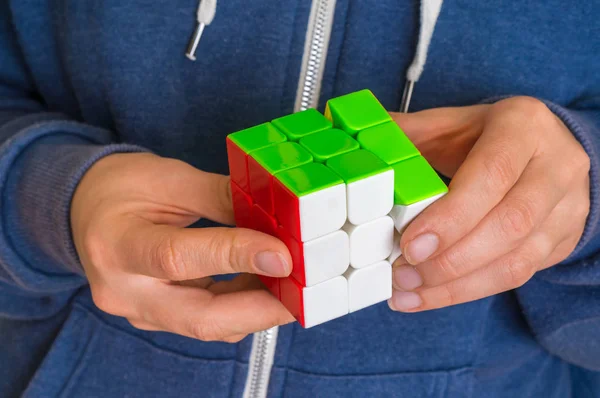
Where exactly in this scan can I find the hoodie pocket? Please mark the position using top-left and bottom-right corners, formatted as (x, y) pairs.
(22, 305), (236, 398)
(280, 366), (474, 398)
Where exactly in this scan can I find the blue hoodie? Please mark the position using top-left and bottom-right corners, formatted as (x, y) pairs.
(1, 1), (600, 397)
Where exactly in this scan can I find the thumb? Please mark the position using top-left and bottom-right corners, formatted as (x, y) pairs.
(389, 105), (487, 146)
(120, 222), (292, 280)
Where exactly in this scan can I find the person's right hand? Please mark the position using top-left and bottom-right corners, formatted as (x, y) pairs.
(71, 153), (294, 343)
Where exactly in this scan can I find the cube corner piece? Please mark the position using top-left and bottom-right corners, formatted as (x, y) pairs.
(272, 108), (332, 141)
(273, 162), (347, 242)
(226, 122), (287, 192)
(324, 89), (391, 136)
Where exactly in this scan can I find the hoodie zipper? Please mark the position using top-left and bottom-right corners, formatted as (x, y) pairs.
(242, 1), (337, 397)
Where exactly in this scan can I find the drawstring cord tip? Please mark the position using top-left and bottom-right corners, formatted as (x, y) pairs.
(185, 22), (206, 61)
(400, 80), (415, 113)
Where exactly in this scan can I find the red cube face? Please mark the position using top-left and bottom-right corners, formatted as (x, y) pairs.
(248, 156), (275, 215)
(226, 138), (250, 193)
(279, 276), (305, 327)
(230, 181), (253, 229)
(277, 226), (306, 286)
(252, 204), (278, 237)
(258, 275), (280, 299)
(273, 178), (302, 242)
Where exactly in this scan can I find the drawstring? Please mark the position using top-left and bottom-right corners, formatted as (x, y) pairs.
(186, 0), (217, 61)
(184, 0), (442, 112)
(400, 0), (444, 113)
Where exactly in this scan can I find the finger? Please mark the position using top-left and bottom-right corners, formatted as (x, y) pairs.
(541, 177), (589, 269)
(222, 334), (248, 343)
(127, 319), (161, 331)
(390, 105), (486, 152)
(119, 221), (292, 280)
(159, 164), (235, 226)
(174, 278), (215, 289)
(138, 281), (294, 341)
(399, 154), (571, 290)
(399, 105), (542, 266)
(390, 230), (554, 312)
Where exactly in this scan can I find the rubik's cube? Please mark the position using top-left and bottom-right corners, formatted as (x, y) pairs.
(226, 90), (447, 328)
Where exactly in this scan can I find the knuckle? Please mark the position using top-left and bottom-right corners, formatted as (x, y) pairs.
(91, 287), (122, 316)
(82, 231), (110, 270)
(155, 235), (187, 280)
(189, 319), (226, 342)
(483, 149), (518, 190)
(440, 283), (459, 308)
(497, 199), (536, 239)
(223, 335), (247, 344)
(503, 258), (535, 288)
(127, 319), (154, 331)
(224, 229), (246, 272)
(575, 198), (591, 223)
(509, 96), (549, 120)
(573, 146), (591, 174)
(432, 251), (464, 283)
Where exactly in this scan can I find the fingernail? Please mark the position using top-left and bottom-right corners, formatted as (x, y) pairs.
(254, 252), (289, 276)
(393, 266), (423, 290)
(390, 291), (422, 311)
(405, 233), (439, 264)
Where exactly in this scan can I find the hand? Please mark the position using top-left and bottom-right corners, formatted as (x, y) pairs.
(388, 97), (590, 312)
(71, 153), (294, 342)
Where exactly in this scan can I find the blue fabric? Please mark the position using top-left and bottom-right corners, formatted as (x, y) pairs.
(1, 1), (599, 396)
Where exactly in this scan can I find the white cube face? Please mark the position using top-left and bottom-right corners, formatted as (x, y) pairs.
(303, 230), (350, 287)
(299, 184), (347, 242)
(345, 261), (392, 312)
(388, 231), (402, 264)
(389, 193), (446, 233)
(346, 170), (394, 225)
(303, 276), (349, 328)
(343, 216), (394, 268)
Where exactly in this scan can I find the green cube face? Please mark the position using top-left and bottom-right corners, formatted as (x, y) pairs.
(326, 149), (391, 183)
(357, 121), (419, 165)
(391, 156), (448, 205)
(228, 122), (287, 153)
(324, 89), (392, 136)
(299, 129), (360, 162)
(250, 142), (313, 174)
(272, 108), (333, 141)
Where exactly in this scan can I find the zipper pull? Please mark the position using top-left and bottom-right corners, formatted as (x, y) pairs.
(185, 0), (217, 61)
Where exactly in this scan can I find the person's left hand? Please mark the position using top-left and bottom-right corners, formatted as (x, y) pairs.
(387, 96), (590, 312)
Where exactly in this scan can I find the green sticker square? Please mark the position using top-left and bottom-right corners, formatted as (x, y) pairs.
(272, 108), (333, 141)
(275, 162), (344, 197)
(299, 129), (360, 162)
(357, 121), (420, 165)
(250, 142), (313, 174)
(228, 122), (287, 153)
(326, 149), (392, 184)
(391, 156), (448, 205)
(324, 89), (392, 136)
